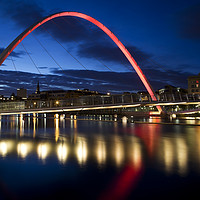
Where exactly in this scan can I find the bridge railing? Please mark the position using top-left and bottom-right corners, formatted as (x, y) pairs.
(0, 93), (200, 112)
(25, 93), (200, 110)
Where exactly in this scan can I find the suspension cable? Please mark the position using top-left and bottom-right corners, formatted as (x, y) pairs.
(31, 32), (81, 99)
(31, 32), (68, 75)
(52, 18), (114, 72)
(51, 18), (118, 94)
(21, 42), (66, 105)
(62, 17), (138, 94)
(53, 17), (138, 94)
(21, 41), (42, 75)
(41, 25), (88, 70)
(10, 54), (18, 73)
(21, 41), (58, 99)
(70, 17), (131, 72)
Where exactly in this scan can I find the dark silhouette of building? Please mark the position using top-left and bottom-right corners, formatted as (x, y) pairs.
(17, 88), (27, 99)
(188, 73), (200, 94)
(27, 83), (103, 108)
(157, 85), (187, 101)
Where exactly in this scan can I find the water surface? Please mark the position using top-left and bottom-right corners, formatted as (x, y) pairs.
(0, 116), (200, 200)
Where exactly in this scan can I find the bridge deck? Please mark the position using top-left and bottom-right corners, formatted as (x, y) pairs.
(0, 100), (200, 115)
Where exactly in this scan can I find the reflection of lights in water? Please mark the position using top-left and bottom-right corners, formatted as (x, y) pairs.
(187, 119), (196, 124)
(195, 128), (200, 167)
(33, 117), (36, 138)
(28, 116), (30, 129)
(0, 141), (14, 157)
(185, 117), (195, 120)
(114, 138), (124, 166)
(172, 114), (176, 119)
(60, 114), (64, 120)
(62, 118), (65, 129)
(55, 118), (59, 142)
(37, 144), (48, 160)
(20, 116), (24, 137)
(132, 142), (141, 167)
(163, 139), (174, 174)
(176, 138), (188, 176)
(70, 119), (73, 129)
(73, 120), (77, 144)
(44, 118), (46, 130)
(76, 140), (87, 165)
(16, 116), (19, 129)
(122, 116), (127, 126)
(96, 140), (106, 166)
(0, 142), (7, 156)
(74, 120), (77, 129)
(114, 122), (118, 134)
(20, 114), (23, 121)
(17, 143), (28, 158)
(55, 114), (59, 119)
(57, 144), (68, 164)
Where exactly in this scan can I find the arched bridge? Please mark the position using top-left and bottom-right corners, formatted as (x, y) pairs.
(0, 11), (162, 112)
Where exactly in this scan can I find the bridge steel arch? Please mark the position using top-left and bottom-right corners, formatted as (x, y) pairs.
(0, 12), (162, 112)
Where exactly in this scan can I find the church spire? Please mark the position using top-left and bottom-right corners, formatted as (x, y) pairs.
(35, 81), (40, 94)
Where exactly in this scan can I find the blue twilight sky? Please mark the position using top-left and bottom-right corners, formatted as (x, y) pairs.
(0, 0), (199, 95)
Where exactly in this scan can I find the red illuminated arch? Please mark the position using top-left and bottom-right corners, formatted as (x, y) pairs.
(0, 12), (162, 112)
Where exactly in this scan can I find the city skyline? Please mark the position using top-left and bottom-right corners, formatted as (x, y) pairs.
(0, 0), (199, 95)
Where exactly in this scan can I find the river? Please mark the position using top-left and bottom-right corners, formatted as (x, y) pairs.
(0, 115), (200, 200)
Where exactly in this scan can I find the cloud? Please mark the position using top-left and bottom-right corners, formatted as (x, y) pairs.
(77, 43), (153, 66)
(0, 0), (106, 44)
(42, 17), (106, 44)
(0, 0), (45, 28)
(142, 67), (190, 88)
(38, 66), (48, 69)
(0, 48), (25, 58)
(52, 67), (191, 90)
(0, 0), (195, 94)
(174, 3), (200, 40)
(0, 66), (193, 96)
(0, 0), (153, 67)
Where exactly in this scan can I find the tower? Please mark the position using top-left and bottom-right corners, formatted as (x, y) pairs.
(35, 81), (40, 94)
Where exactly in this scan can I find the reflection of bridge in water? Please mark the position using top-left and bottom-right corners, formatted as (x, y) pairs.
(0, 116), (200, 176)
